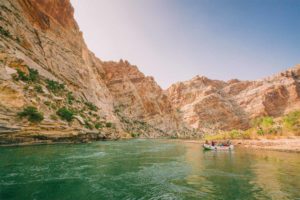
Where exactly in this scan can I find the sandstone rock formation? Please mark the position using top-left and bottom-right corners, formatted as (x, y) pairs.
(0, 0), (189, 145)
(102, 60), (182, 135)
(167, 65), (300, 132)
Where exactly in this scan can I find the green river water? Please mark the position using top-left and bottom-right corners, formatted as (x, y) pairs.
(0, 139), (299, 200)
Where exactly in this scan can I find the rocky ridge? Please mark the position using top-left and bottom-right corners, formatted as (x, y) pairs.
(167, 65), (300, 133)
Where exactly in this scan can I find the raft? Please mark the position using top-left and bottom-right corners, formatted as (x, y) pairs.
(203, 144), (234, 151)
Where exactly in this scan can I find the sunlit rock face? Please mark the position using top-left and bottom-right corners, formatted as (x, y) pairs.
(19, 0), (78, 30)
(102, 60), (183, 134)
(167, 65), (300, 132)
(0, 0), (121, 143)
(0, 0), (189, 144)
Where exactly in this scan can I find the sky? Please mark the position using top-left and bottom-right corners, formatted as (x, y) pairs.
(70, 0), (300, 88)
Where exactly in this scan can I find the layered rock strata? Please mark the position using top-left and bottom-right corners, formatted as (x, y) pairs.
(167, 65), (300, 132)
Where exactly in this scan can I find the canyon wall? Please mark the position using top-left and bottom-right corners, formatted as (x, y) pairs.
(0, 0), (189, 145)
(167, 65), (300, 133)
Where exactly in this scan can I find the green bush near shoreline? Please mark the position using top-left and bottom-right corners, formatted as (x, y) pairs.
(205, 110), (300, 140)
(283, 111), (300, 134)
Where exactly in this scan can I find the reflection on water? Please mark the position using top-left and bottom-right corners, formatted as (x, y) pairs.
(0, 139), (299, 200)
(251, 151), (300, 200)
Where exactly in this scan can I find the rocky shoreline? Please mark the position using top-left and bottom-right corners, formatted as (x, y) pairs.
(231, 138), (300, 153)
(0, 129), (113, 147)
(182, 138), (300, 153)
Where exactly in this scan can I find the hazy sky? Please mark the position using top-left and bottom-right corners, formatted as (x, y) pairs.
(70, 0), (300, 88)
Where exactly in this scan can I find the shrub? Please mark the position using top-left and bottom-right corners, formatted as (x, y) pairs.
(16, 67), (39, 82)
(251, 116), (275, 135)
(131, 132), (140, 138)
(34, 85), (43, 93)
(251, 116), (274, 128)
(241, 130), (252, 139)
(283, 111), (300, 131)
(84, 120), (93, 130)
(56, 107), (74, 122)
(170, 135), (178, 139)
(84, 101), (98, 111)
(67, 92), (75, 104)
(229, 129), (241, 139)
(94, 122), (103, 129)
(257, 128), (264, 135)
(28, 68), (39, 82)
(261, 117), (274, 128)
(106, 122), (113, 128)
(0, 26), (11, 38)
(18, 106), (44, 123)
(46, 79), (65, 93)
(268, 127), (280, 134)
(16, 69), (29, 81)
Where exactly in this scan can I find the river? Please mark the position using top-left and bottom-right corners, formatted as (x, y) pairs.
(0, 139), (299, 200)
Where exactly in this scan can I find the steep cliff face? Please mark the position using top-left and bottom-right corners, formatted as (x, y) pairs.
(17, 0), (78, 31)
(102, 60), (182, 136)
(167, 65), (300, 132)
(20, 0), (78, 29)
(0, 0), (120, 144)
(0, 0), (186, 145)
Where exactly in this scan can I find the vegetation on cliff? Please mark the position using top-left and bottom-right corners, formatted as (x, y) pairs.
(10, 63), (117, 136)
(56, 107), (74, 122)
(18, 106), (44, 123)
(45, 79), (65, 94)
(0, 26), (12, 38)
(13, 65), (39, 83)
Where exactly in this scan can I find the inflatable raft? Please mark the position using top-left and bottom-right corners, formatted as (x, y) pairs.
(203, 144), (234, 151)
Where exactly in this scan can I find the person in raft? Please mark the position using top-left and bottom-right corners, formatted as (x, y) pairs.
(211, 141), (216, 146)
(223, 140), (231, 146)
